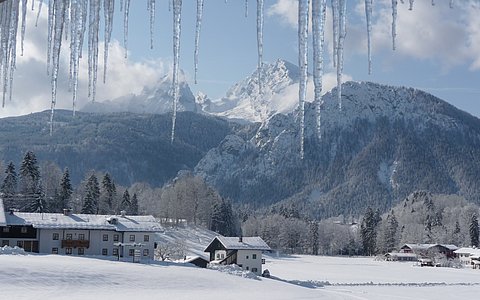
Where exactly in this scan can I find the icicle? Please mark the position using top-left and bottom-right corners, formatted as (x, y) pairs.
(245, 0), (248, 18)
(331, 0), (338, 68)
(171, 0), (182, 143)
(50, 0), (67, 135)
(391, 0), (397, 50)
(449, 0), (453, 9)
(169, 0), (172, 12)
(46, 0), (54, 75)
(298, 0), (309, 159)
(148, 0), (155, 49)
(31, 0), (35, 11)
(336, 0), (346, 110)
(365, 0), (373, 75)
(35, 0), (43, 27)
(2, 0), (20, 106)
(104, 0), (115, 83)
(312, 0), (326, 140)
(20, 0), (27, 56)
(256, 0), (264, 95)
(123, 0), (130, 58)
(88, 0), (101, 101)
(64, 0), (70, 41)
(120, 0), (123, 12)
(9, 0), (20, 104)
(194, 0), (204, 84)
(409, 0), (414, 11)
(431, 0), (435, 6)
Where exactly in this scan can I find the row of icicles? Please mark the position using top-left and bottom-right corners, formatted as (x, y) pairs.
(0, 0), (454, 158)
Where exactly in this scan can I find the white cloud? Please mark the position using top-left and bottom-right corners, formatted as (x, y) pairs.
(267, 0), (480, 71)
(0, 0), (167, 118)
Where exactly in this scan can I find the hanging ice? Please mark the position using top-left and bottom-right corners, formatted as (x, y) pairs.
(450, 0), (454, 9)
(194, 0), (204, 84)
(1, 0), (20, 107)
(46, 0), (54, 75)
(331, 0), (338, 68)
(312, 0), (326, 139)
(20, 0), (27, 56)
(148, 0), (155, 49)
(50, 0), (68, 135)
(69, 0), (87, 116)
(245, 0), (248, 18)
(103, 0), (115, 83)
(365, 0), (373, 74)
(171, 0), (182, 143)
(123, 0), (131, 58)
(35, 0), (43, 27)
(336, 0), (347, 110)
(409, 0), (414, 11)
(431, 0), (435, 6)
(88, 0), (100, 101)
(392, 0), (397, 50)
(256, 0), (264, 95)
(298, 0), (309, 159)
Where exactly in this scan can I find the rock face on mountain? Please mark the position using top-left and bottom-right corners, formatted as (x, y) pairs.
(195, 81), (480, 218)
(201, 59), (305, 123)
(82, 72), (197, 114)
(0, 110), (232, 187)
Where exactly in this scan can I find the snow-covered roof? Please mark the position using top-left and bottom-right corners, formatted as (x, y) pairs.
(454, 247), (480, 256)
(205, 236), (271, 252)
(401, 244), (458, 252)
(386, 252), (418, 258)
(0, 199), (6, 226)
(4, 211), (161, 232)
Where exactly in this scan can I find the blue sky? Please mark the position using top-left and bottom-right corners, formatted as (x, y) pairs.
(6, 0), (480, 118)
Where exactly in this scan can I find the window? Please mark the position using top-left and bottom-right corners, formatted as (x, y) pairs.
(21, 227), (27, 233)
(252, 268), (258, 273)
(129, 235), (135, 242)
(52, 248), (58, 254)
(252, 254), (257, 259)
(143, 249), (149, 256)
(144, 235), (149, 242)
(17, 241), (23, 248)
(220, 253), (225, 259)
(52, 233), (59, 240)
(113, 248), (119, 256)
(246, 255), (249, 259)
(216, 253), (220, 259)
(113, 234), (119, 242)
(66, 248), (73, 255)
(102, 248), (108, 256)
(2, 240), (9, 247)
(66, 233), (73, 240)
(246, 266), (249, 271)
(78, 234), (85, 240)
(2, 227), (9, 233)
(103, 234), (109, 241)
(262, 258), (266, 264)
(78, 248), (85, 255)
(129, 249), (135, 256)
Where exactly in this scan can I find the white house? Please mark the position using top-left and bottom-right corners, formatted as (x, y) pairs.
(454, 247), (480, 267)
(0, 199), (161, 260)
(204, 236), (271, 275)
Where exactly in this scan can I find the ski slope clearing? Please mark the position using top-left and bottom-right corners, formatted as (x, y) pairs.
(1, 253), (480, 299)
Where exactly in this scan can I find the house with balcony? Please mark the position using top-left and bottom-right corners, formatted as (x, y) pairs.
(204, 236), (271, 275)
(0, 199), (161, 260)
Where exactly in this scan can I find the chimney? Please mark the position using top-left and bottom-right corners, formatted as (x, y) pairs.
(239, 236), (243, 243)
(120, 210), (126, 217)
(63, 209), (71, 216)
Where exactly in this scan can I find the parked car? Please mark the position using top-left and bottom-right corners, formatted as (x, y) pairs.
(262, 269), (270, 278)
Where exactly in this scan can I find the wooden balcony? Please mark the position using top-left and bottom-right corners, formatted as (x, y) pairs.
(61, 240), (90, 249)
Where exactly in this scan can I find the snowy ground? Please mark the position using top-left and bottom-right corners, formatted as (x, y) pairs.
(2, 253), (480, 300)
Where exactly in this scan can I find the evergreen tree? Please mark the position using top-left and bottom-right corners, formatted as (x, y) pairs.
(210, 198), (236, 236)
(360, 207), (380, 256)
(308, 221), (319, 255)
(384, 211), (398, 252)
(81, 174), (100, 214)
(130, 193), (139, 215)
(1, 162), (17, 209)
(29, 182), (46, 213)
(470, 213), (479, 247)
(101, 173), (117, 214)
(51, 168), (73, 212)
(19, 151), (43, 211)
(120, 189), (131, 213)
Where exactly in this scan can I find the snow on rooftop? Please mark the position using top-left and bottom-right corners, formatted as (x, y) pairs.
(209, 236), (271, 251)
(4, 211), (161, 232)
(454, 247), (480, 256)
(0, 199), (6, 226)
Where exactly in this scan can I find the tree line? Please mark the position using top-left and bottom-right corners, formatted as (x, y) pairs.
(0, 151), (138, 215)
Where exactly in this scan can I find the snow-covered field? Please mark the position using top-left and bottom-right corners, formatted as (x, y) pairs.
(1, 252), (480, 300)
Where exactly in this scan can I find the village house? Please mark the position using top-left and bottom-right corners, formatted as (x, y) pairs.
(400, 243), (458, 259)
(454, 247), (480, 268)
(0, 199), (161, 260)
(204, 236), (271, 275)
(385, 252), (418, 262)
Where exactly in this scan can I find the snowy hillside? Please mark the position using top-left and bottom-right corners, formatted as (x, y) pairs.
(1, 253), (480, 299)
(200, 59), (309, 123)
(82, 71), (196, 114)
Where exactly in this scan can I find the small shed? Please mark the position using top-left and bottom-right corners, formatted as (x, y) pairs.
(185, 256), (209, 268)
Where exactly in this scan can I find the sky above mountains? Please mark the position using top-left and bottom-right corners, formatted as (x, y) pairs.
(3, 0), (480, 118)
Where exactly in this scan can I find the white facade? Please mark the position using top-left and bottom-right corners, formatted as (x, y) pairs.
(236, 249), (263, 274)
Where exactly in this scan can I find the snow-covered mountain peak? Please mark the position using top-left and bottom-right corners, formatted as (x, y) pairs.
(202, 59), (307, 123)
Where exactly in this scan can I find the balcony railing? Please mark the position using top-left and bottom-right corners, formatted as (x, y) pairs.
(61, 240), (90, 249)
